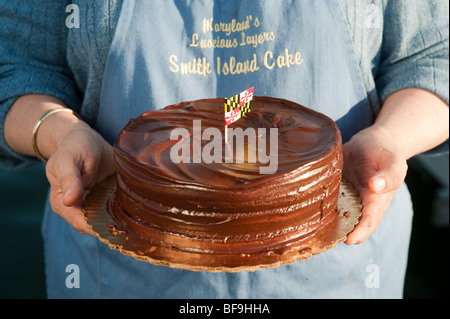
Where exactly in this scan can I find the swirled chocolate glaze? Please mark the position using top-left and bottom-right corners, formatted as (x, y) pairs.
(108, 97), (342, 259)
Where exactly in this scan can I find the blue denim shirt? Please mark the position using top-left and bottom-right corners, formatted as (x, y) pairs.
(0, 0), (448, 170)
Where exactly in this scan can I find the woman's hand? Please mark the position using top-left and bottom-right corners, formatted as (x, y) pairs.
(342, 88), (449, 245)
(45, 123), (116, 235)
(342, 126), (408, 245)
(4, 95), (116, 235)
(342, 88), (449, 244)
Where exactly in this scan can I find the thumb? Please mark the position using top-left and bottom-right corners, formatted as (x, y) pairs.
(47, 154), (85, 207)
(368, 151), (408, 194)
(60, 164), (84, 207)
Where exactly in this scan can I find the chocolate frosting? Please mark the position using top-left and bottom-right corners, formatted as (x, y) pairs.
(108, 97), (343, 257)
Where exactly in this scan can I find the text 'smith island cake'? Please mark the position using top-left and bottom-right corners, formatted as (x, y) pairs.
(108, 97), (343, 269)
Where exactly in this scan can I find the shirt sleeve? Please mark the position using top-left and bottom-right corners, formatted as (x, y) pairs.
(376, 0), (449, 155)
(0, 0), (81, 170)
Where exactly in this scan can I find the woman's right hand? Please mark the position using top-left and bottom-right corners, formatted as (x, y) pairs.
(45, 123), (116, 234)
(4, 95), (116, 235)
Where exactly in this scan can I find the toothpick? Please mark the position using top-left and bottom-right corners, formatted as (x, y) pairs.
(225, 125), (228, 144)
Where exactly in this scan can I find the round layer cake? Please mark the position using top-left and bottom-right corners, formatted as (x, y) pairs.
(108, 97), (343, 264)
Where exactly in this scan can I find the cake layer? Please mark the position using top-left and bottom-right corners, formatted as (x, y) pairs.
(109, 97), (342, 256)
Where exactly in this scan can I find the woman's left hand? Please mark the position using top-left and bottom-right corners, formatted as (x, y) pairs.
(342, 126), (408, 245)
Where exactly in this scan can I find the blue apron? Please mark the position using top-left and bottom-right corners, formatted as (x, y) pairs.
(42, 0), (413, 298)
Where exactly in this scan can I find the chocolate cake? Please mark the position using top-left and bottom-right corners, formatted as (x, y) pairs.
(107, 97), (343, 266)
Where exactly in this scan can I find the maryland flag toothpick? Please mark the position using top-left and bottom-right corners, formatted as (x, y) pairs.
(224, 87), (254, 126)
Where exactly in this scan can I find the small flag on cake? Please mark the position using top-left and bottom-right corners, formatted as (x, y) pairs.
(224, 87), (254, 126)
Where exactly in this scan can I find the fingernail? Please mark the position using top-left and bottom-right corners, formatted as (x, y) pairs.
(63, 188), (73, 200)
(372, 177), (386, 193)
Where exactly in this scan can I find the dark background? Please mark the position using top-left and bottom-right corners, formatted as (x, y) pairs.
(0, 154), (448, 299)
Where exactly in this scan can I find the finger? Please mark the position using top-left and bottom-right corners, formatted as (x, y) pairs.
(345, 203), (381, 245)
(61, 205), (93, 235)
(49, 187), (94, 235)
(345, 190), (393, 245)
